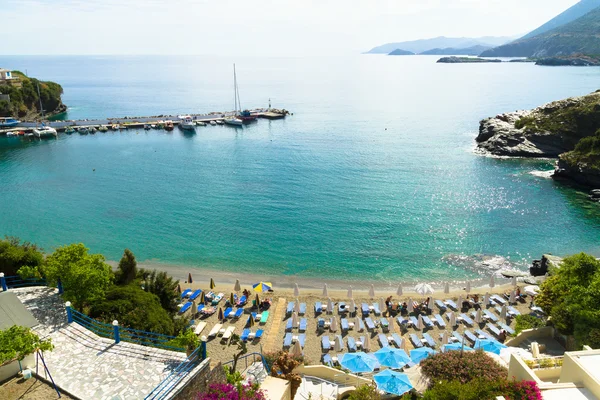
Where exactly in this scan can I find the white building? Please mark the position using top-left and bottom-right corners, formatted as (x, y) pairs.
(0, 69), (14, 80)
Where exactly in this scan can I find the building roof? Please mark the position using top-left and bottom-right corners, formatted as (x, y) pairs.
(0, 291), (40, 330)
(574, 352), (600, 382)
(542, 387), (597, 400)
(0, 69), (10, 73)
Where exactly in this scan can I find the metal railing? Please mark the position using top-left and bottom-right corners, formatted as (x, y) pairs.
(222, 352), (271, 375)
(144, 346), (205, 400)
(4, 275), (47, 289)
(71, 309), (115, 339)
(119, 325), (184, 352)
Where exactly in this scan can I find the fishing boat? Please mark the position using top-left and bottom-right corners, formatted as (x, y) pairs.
(79, 127), (89, 135)
(178, 116), (195, 131)
(224, 64), (245, 127)
(0, 117), (20, 128)
(98, 125), (108, 132)
(6, 131), (18, 136)
(196, 121), (206, 127)
(144, 124), (151, 130)
(32, 126), (57, 138)
(111, 124), (119, 131)
(164, 121), (174, 131)
(89, 127), (97, 133)
(216, 120), (224, 125)
(150, 124), (156, 129)
(209, 120), (217, 126)
(64, 126), (75, 134)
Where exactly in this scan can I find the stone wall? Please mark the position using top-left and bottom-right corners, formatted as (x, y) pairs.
(172, 360), (227, 400)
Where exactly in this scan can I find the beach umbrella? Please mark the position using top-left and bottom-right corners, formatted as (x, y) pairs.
(363, 335), (372, 352)
(252, 282), (272, 293)
(450, 312), (457, 327)
(188, 273), (193, 284)
(373, 370), (413, 396)
(294, 299), (300, 314)
(369, 284), (375, 298)
(417, 315), (424, 330)
(234, 279), (241, 292)
(294, 283), (299, 297)
(322, 284), (329, 297)
(427, 299), (434, 312)
(350, 299), (356, 316)
(327, 298), (334, 314)
(347, 286), (353, 299)
(290, 340), (303, 357)
(500, 304), (507, 320)
(379, 298), (385, 314)
(410, 347), (436, 364)
(475, 309), (482, 324)
(247, 315), (255, 327)
(177, 284), (182, 294)
(441, 331), (449, 345)
(444, 282), (450, 294)
(457, 296), (463, 310)
(230, 293), (235, 305)
(396, 285), (403, 296)
(191, 300), (198, 316)
(210, 278), (215, 289)
(474, 339), (507, 355)
(466, 281), (471, 293)
(415, 283), (434, 296)
(509, 290), (516, 304)
(484, 292), (490, 307)
(443, 342), (473, 352)
(407, 298), (414, 313)
(334, 335), (343, 352)
(218, 307), (224, 321)
(330, 317), (339, 333)
(489, 275), (495, 288)
(355, 316), (362, 331)
(340, 352), (378, 373)
(511, 276), (517, 287)
(374, 346), (411, 368)
(200, 291), (206, 304)
(255, 293), (260, 306)
(292, 312), (299, 328)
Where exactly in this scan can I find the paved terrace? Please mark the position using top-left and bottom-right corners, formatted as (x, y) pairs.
(13, 287), (187, 400)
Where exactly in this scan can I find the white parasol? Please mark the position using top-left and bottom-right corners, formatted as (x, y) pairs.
(327, 298), (334, 314)
(415, 283), (434, 296)
(322, 284), (329, 297)
(330, 317), (339, 333)
(489, 275), (495, 288)
(334, 335), (343, 352)
(444, 282), (450, 294)
(369, 284), (375, 298)
(397, 285), (403, 296)
(294, 283), (299, 297)
(407, 298), (414, 313)
(347, 286), (353, 299)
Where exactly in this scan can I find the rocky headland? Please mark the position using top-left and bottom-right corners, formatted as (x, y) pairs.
(476, 90), (600, 197)
(437, 56), (501, 63)
(535, 55), (600, 66)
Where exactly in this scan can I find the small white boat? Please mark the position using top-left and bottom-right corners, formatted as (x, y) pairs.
(196, 121), (206, 127)
(224, 118), (243, 127)
(178, 115), (195, 130)
(210, 121), (217, 126)
(216, 120), (224, 125)
(150, 124), (156, 129)
(32, 126), (57, 137)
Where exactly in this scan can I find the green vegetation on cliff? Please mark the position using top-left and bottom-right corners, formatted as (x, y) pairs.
(0, 71), (65, 118)
(561, 129), (600, 171)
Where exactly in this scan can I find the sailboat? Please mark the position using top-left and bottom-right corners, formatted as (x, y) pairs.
(224, 64), (244, 127)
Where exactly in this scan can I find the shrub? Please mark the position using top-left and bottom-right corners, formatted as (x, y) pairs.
(0, 325), (54, 364)
(348, 384), (380, 400)
(502, 380), (542, 400)
(0, 236), (44, 277)
(421, 379), (542, 400)
(514, 314), (546, 335)
(420, 350), (507, 387)
(196, 383), (266, 400)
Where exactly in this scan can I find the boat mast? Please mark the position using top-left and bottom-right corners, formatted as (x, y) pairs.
(36, 82), (44, 117)
(233, 64), (241, 113)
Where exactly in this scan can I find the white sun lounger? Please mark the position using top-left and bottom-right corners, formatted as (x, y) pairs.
(391, 333), (403, 348)
(222, 326), (236, 340)
(208, 323), (223, 338)
(459, 313), (474, 326)
(194, 322), (207, 335)
(434, 314), (446, 328)
(498, 322), (515, 335)
(487, 323), (502, 337)
(435, 300), (446, 310)
(483, 310), (499, 322)
(445, 300), (458, 310)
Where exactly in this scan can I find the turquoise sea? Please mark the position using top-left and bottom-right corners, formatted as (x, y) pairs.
(1, 55), (600, 284)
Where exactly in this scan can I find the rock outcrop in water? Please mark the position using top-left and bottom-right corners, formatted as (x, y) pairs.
(476, 90), (600, 191)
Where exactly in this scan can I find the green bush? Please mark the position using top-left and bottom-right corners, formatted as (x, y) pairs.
(0, 325), (54, 364)
(348, 384), (380, 400)
(420, 350), (507, 387)
(0, 236), (44, 277)
(514, 314), (546, 335)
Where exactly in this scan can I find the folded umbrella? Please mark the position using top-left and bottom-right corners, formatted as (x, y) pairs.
(396, 285), (403, 296)
(489, 275), (495, 288)
(210, 278), (215, 289)
(188, 273), (193, 284)
(294, 283), (299, 297)
(466, 281), (471, 293)
(322, 283), (329, 297)
(347, 286), (353, 299)
(234, 279), (241, 292)
(369, 284), (375, 298)
(444, 282), (450, 294)
(407, 298), (414, 313)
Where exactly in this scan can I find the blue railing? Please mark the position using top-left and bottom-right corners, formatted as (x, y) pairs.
(71, 309), (115, 339)
(4, 275), (47, 288)
(144, 346), (205, 400)
(223, 352), (271, 375)
(119, 325), (184, 352)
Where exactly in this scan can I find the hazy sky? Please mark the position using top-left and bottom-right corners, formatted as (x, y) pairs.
(3, 0), (580, 55)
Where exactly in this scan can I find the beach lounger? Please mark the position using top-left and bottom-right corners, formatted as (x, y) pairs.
(233, 308), (244, 319)
(434, 314), (446, 328)
(254, 329), (264, 340)
(365, 317), (376, 331)
(299, 303), (307, 315)
(212, 293), (224, 305)
(223, 307), (233, 319)
(241, 328), (250, 341)
(194, 322), (207, 335)
(181, 289), (192, 298)
(300, 318), (307, 332)
(322, 335), (331, 351)
(487, 323), (502, 337)
(179, 302), (192, 314)
(260, 311), (269, 324)
(298, 334), (306, 348)
(347, 337), (357, 352)
(409, 333), (423, 348)
(380, 318), (389, 332)
(323, 354), (334, 366)
(391, 333), (403, 348)
(422, 316), (433, 328)
(361, 303), (370, 317)
(315, 302), (322, 315)
(356, 318), (365, 332)
(189, 289), (202, 301)
(222, 326), (236, 341)
(317, 318), (325, 332)
(409, 316), (420, 329)
(336, 335), (344, 351)
(435, 300), (446, 310)
(491, 295), (507, 305)
(286, 319), (293, 331)
(338, 302), (347, 314)
(372, 303), (381, 316)
(508, 306), (521, 316)
(359, 336), (366, 350)
(484, 310), (499, 322)
(208, 323), (223, 338)
(341, 318), (349, 332)
(423, 333), (436, 348)
(286, 302), (295, 315)
(445, 299), (458, 310)
(378, 334), (389, 347)
(452, 331), (464, 343)
(498, 322), (515, 335)
(283, 332), (293, 348)
(464, 330), (478, 344)
(252, 312), (261, 321)
(459, 313), (474, 326)
(476, 329), (493, 340)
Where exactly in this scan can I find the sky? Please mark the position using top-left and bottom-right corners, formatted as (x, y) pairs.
(2, 0), (580, 56)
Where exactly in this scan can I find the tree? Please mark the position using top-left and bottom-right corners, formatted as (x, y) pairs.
(116, 249), (137, 285)
(140, 269), (180, 314)
(0, 325), (54, 364)
(228, 334), (247, 372)
(269, 351), (302, 399)
(89, 285), (175, 336)
(348, 384), (381, 400)
(0, 236), (44, 277)
(420, 351), (507, 388)
(43, 243), (113, 311)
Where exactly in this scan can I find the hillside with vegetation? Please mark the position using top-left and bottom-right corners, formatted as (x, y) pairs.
(522, 0), (600, 39)
(0, 71), (66, 119)
(480, 6), (600, 57)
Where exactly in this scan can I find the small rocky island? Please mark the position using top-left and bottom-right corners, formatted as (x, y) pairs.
(437, 56), (501, 63)
(535, 55), (600, 66)
(388, 49), (415, 56)
(476, 90), (600, 195)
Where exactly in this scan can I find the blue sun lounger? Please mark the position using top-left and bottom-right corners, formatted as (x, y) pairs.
(341, 318), (349, 332)
(254, 329), (264, 340)
(361, 303), (370, 317)
(223, 307), (233, 319)
(179, 302), (192, 313)
(322, 335), (331, 351)
(338, 302), (347, 314)
(498, 322), (515, 335)
(378, 334), (389, 347)
(298, 334), (306, 348)
(286, 319), (293, 331)
(181, 289), (192, 298)
(241, 329), (250, 341)
(391, 333), (403, 348)
(409, 316), (419, 329)
(300, 318), (307, 332)
(422, 316), (434, 328)
(299, 303), (307, 315)
(323, 354), (334, 366)
(189, 289), (202, 301)
(347, 337), (357, 352)
(409, 333), (423, 348)
(356, 318), (365, 332)
(233, 308), (244, 319)
(452, 331), (464, 343)
(459, 313), (474, 326)
(380, 318), (389, 332)
(372, 303), (381, 316)
(365, 318), (376, 331)
(434, 314), (446, 328)
(464, 330), (478, 344)
(435, 300), (446, 310)
(423, 333), (436, 348)
(445, 299), (458, 310)
(314, 302), (322, 315)
(236, 295), (247, 306)
(286, 302), (295, 315)
(283, 333), (293, 348)
(483, 310), (499, 322)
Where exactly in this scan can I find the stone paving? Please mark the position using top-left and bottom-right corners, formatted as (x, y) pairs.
(13, 287), (187, 400)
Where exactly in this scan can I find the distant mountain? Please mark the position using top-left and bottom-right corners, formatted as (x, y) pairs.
(420, 45), (492, 56)
(522, 0), (600, 39)
(366, 36), (513, 54)
(388, 49), (415, 56)
(480, 6), (600, 57)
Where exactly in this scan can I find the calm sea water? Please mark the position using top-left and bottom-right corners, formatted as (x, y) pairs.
(1, 55), (600, 284)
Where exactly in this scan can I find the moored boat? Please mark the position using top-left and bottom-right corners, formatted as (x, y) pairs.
(64, 126), (75, 134)
(164, 121), (174, 131)
(144, 124), (151, 130)
(98, 125), (108, 132)
(196, 121), (206, 127)
(0, 117), (20, 128)
(209, 121), (217, 126)
(32, 126), (57, 138)
(178, 116), (195, 131)
(224, 117), (243, 126)
(237, 109), (257, 123)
